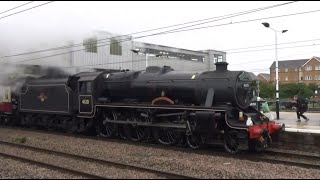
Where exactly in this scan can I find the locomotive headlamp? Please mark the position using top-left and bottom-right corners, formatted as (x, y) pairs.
(246, 117), (253, 126)
(239, 111), (244, 121)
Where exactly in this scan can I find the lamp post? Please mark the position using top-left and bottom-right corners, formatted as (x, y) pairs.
(131, 49), (149, 68)
(262, 22), (287, 120)
(131, 49), (163, 69)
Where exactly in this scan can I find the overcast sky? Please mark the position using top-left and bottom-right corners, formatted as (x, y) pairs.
(1, 1), (320, 74)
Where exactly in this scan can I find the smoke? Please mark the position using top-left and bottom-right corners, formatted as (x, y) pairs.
(0, 23), (101, 94)
(0, 63), (29, 96)
(0, 59), (104, 93)
(0, 62), (78, 97)
(0, 10), (98, 67)
(0, 33), (87, 67)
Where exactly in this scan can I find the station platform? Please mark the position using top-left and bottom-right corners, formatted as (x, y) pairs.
(270, 111), (320, 134)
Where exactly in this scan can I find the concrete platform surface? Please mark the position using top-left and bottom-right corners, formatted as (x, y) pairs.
(269, 111), (320, 133)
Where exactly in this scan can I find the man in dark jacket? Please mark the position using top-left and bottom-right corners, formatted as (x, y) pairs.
(293, 95), (309, 122)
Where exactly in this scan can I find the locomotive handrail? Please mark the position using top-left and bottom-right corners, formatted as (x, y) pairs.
(96, 103), (228, 111)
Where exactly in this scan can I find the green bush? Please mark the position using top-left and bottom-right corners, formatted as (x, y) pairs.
(268, 106), (286, 111)
(269, 106), (276, 111)
(259, 82), (316, 99)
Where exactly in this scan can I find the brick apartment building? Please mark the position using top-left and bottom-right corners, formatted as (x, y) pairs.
(269, 56), (320, 85)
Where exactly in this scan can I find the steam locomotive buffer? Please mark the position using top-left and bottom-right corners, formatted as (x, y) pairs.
(0, 62), (284, 153)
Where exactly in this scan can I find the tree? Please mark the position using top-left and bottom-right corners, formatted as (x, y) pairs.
(259, 82), (315, 100)
(259, 82), (274, 99)
(279, 83), (299, 99)
(297, 84), (313, 98)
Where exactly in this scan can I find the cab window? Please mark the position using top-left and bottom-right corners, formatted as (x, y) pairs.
(87, 82), (92, 94)
(79, 82), (86, 94)
(79, 81), (92, 94)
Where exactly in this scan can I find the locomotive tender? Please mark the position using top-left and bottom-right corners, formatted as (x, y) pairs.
(0, 62), (284, 153)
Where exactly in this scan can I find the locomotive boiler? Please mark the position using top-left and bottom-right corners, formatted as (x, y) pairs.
(103, 62), (256, 109)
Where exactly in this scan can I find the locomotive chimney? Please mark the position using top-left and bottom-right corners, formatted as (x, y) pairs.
(215, 62), (229, 72)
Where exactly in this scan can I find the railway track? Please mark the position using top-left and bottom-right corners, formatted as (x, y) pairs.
(0, 140), (196, 179)
(258, 149), (320, 169)
(1, 126), (319, 171)
(0, 152), (103, 179)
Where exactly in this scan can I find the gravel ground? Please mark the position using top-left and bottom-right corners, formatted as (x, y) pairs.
(0, 156), (82, 179)
(0, 144), (162, 179)
(0, 127), (319, 179)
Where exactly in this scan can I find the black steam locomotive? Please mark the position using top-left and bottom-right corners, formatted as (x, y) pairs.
(0, 62), (284, 153)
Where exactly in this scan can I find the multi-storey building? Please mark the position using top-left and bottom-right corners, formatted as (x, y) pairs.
(10, 30), (226, 73)
(269, 56), (320, 85)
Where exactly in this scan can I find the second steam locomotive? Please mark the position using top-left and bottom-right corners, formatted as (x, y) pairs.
(0, 62), (284, 153)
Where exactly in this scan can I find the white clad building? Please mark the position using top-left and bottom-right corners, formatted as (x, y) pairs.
(8, 30), (227, 73)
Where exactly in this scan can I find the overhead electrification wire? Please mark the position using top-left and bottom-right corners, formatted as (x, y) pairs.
(14, 4), (316, 64)
(1, 1), (297, 59)
(223, 38), (320, 52)
(0, 1), (54, 20)
(17, 6), (320, 64)
(155, 8), (320, 37)
(0, 1), (34, 15)
(227, 50), (320, 67)
(227, 43), (320, 54)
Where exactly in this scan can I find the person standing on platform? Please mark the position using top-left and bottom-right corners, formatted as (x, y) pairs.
(293, 95), (309, 122)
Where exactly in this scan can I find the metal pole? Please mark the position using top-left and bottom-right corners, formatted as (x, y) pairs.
(275, 30), (280, 120)
(146, 53), (148, 68)
(257, 80), (261, 111)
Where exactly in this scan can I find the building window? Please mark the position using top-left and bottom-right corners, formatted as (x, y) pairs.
(315, 75), (320, 80)
(305, 66), (312, 71)
(305, 75), (312, 80)
(285, 68), (288, 72)
(214, 54), (223, 63)
(110, 38), (122, 56)
(273, 69), (278, 72)
(274, 68), (280, 72)
(83, 37), (97, 53)
(315, 65), (320, 70)
(285, 76), (288, 81)
(144, 48), (205, 62)
(301, 77), (303, 81)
